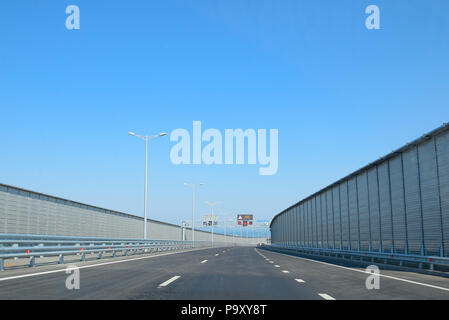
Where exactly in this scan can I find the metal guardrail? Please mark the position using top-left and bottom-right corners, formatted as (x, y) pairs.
(0, 233), (228, 271)
(263, 244), (449, 271)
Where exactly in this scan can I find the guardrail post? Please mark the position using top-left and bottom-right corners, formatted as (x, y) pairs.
(29, 256), (35, 267)
(0, 258), (4, 271)
(38, 243), (44, 258)
(58, 254), (64, 264)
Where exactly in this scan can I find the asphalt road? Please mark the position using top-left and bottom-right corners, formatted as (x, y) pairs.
(1, 246), (449, 299)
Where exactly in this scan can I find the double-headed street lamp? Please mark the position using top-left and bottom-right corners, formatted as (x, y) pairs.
(128, 131), (167, 240)
(184, 182), (204, 246)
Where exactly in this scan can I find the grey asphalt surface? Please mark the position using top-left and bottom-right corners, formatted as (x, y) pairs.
(1, 246), (449, 299)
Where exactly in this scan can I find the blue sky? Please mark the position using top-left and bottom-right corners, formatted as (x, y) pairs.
(1, 1), (448, 234)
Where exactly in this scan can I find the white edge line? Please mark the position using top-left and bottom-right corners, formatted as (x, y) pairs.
(255, 248), (449, 293)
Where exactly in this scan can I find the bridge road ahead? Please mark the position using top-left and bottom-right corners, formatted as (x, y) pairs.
(1, 246), (449, 299)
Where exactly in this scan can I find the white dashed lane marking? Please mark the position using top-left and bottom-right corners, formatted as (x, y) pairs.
(158, 276), (181, 288)
(295, 279), (305, 283)
(319, 293), (336, 300)
(201, 260), (208, 264)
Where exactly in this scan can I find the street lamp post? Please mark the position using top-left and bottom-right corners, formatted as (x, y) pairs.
(128, 131), (167, 240)
(205, 201), (219, 247)
(184, 183), (204, 247)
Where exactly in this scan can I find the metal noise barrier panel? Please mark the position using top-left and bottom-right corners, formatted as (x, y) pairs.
(270, 123), (449, 262)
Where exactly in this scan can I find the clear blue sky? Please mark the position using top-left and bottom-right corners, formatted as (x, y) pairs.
(1, 1), (448, 232)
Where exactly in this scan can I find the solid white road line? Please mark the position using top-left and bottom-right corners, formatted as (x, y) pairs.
(256, 248), (449, 293)
(201, 260), (208, 264)
(0, 247), (207, 283)
(158, 276), (181, 288)
(295, 279), (305, 283)
(319, 293), (336, 300)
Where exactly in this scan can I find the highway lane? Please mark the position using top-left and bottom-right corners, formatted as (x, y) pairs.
(150, 247), (319, 300)
(0, 246), (227, 300)
(0, 246), (319, 300)
(258, 247), (449, 299)
(1, 246), (449, 299)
